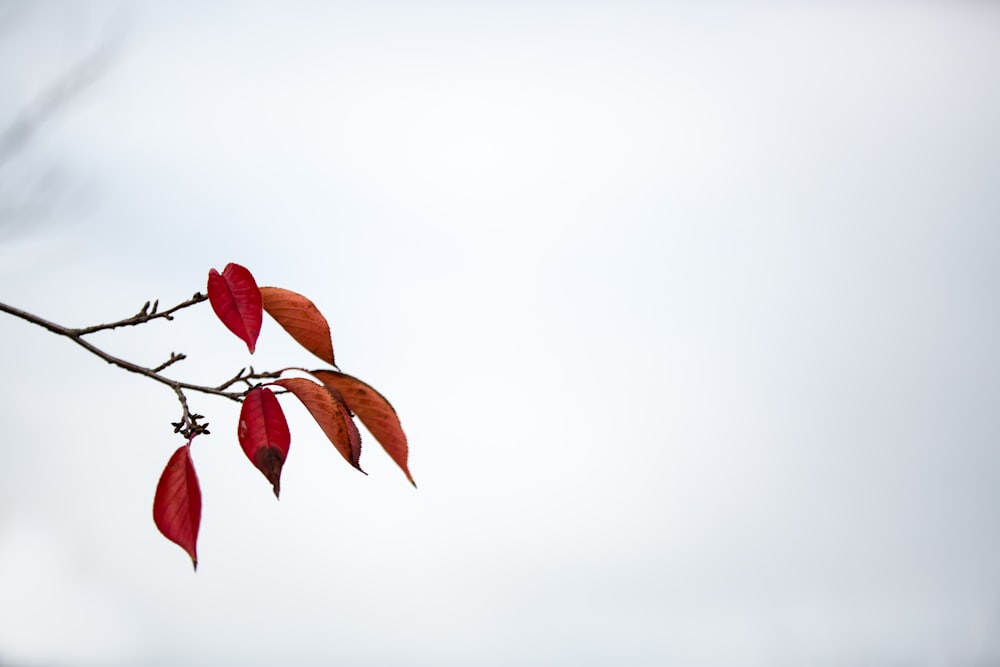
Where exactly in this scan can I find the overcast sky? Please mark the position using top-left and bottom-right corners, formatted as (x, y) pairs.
(1, 2), (999, 666)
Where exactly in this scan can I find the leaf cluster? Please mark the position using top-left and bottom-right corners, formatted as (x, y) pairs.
(152, 263), (413, 569)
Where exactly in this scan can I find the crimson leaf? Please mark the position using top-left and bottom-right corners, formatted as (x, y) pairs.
(153, 443), (202, 570)
(238, 386), (291, 498)
(208, 263), (262, 353)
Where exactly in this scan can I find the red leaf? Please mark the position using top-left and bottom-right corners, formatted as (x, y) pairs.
(208, 263), (263, 353)
(259, 286), (335, 366)
(312, 370), (414, 487)
(239, 386), (291, 498)
(153, 443), (202, 570)
(272, 377), (363, 472)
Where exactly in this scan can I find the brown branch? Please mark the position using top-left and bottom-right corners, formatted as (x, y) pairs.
(0, 297), (292, 443)
(152, 352), (187, 373)
(170, 385), (210, 441)
(214, 366), (251, 391)
(0, 299), (243, 400)
(71, 292), (207, 335)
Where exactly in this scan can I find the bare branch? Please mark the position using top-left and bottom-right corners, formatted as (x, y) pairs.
(0, 288), (299, 446)
(152, 352), (187, 373)
(71, 292), (208, 335)
(213, 366), (288, 392)
(170, 386), (210, 441)
(0, 299), (246, 402)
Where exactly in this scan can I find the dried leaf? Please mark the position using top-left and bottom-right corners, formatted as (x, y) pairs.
(312, 370), (414, 486)
(238, 386), (291, 497)
(259, 286), (335, 365)
(272, 377), (363, 472)
(153, 443), (202, 570)
(207, 263), (263, 353)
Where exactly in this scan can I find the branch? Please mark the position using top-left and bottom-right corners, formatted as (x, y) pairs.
(0, 295), (288, 442)
(152, 352), (187, 373)
(214, 365), (293, 392)
(71, 292), (207, 335)
(0, 298), (270, 402)
(170, 385), (210, 441)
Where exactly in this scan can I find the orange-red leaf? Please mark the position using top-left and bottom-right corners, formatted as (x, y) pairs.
(259, 286), (335, 365)
(239, 386), (291, 498)
(208, 263), (262, 353)
(272, 377), (363, 472)
(311, 370), (414, 486)
(153, 443), (202, 570)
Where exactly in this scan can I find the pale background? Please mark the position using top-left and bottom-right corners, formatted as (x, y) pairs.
(1, 2), (999, 666)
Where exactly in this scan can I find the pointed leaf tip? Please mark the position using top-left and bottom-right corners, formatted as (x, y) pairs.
(272, 377), (363, 472)
(208, 263), (263, 353)
(259, 286), (335, 365)
(238, 387), (291, 497)
(255, 447), (286, 498)
(311, 370), (414, 486)
(153, 444), (202, 568)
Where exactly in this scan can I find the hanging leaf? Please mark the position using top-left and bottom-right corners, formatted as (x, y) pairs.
(311, 370), (414, 487)
(259, 286), (335, 366)
(272, 377), (363, 472)
(153, 443), (202, 570)
(207, 263), (263, 353)
(238, 386), (292, 498)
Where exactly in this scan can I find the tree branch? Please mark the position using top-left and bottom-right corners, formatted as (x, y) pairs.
(0, 292), (294, 444)
(0, 298), (244, 401)
(152, 352), (187, 373)
(170, 385), (210, 441)
(70, 292), (207, 335)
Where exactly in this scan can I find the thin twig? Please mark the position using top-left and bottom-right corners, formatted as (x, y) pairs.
(170, 385), (210, 440)
(215, 366), (250, 392)
(0, 297), (294, 444)
(71, 292), (207, 335)
(0, 299), (243, 401)
(152, 352), (186, 373)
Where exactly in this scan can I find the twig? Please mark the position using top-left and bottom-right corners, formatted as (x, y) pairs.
(215, 366), (293, 391)
(0, 297), (294, 443)
(152, 352), (186, 373)
(170, 385), (210, 440)
(71, 292), (207, 335)
(0, 299), (244, 401)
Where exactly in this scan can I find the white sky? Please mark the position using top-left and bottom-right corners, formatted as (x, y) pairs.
(1, 2), (999, 666)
